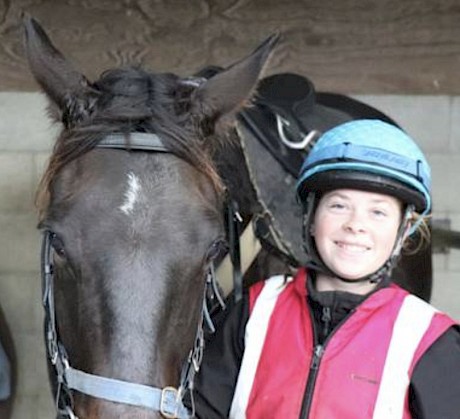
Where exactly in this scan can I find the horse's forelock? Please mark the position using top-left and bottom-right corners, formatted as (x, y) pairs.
(36, 67), (225, 221)
(91, 68), (174, 119)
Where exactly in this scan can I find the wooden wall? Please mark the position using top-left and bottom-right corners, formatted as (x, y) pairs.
(0, 0), (460, 94)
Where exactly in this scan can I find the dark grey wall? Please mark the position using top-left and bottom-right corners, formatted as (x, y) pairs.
(1, 0), (460, 93)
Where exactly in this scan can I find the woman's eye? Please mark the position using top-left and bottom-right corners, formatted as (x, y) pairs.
(372, 209), (387, 217)
(329, 202), (346, 210)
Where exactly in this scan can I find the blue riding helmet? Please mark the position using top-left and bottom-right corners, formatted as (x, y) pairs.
(296, 119), (431, 283)
(296, 119), (431, 215)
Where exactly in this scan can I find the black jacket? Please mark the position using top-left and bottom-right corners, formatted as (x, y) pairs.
(188, 276), (460, 418)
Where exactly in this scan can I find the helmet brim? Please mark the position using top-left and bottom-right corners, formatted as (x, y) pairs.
(297, 170), (428, 213)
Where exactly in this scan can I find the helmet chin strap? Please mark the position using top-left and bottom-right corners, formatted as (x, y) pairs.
(302, 192), (414, 285)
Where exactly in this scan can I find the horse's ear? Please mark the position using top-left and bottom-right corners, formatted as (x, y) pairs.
(192, 34), (279, 121)
(23, 15), (95, 125)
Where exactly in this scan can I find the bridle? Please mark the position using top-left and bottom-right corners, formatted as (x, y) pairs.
(40, 133), (224, 419)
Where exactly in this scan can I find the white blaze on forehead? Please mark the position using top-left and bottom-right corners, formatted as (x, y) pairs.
(120, 172), (141, 215)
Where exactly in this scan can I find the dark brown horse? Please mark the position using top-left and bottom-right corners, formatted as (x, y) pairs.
(0, 305), (16, 419)
(25, 16), (277, 419)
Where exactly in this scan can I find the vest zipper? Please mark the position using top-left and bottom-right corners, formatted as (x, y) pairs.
(321, 306), (331, 337)
(300, 306), (330, 416)
(300, 343), (324, 418)
(300, 306), (356, 418)
(299, 300), (323, 419)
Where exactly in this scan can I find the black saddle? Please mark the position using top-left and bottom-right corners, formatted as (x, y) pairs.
(239, 73), (398, 178)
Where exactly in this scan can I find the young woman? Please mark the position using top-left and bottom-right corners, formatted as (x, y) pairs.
(190, 119), (460, 418)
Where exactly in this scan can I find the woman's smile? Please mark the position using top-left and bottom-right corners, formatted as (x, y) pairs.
(334, 240), (371, 253)
(312, 188), (403, 287)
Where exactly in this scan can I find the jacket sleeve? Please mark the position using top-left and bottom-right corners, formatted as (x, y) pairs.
(409, 325), (460, 418)
(187, 293), (249, 419)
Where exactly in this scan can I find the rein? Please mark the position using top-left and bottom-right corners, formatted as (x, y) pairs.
(40, 133), (222, 419)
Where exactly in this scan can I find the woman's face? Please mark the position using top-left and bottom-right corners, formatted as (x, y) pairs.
(313, 189), (403, 281)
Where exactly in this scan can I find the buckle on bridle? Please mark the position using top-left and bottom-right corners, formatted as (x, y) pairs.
(160, 386), (180, 418)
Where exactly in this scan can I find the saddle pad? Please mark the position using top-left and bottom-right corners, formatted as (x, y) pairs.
(237, 120), (307, 265)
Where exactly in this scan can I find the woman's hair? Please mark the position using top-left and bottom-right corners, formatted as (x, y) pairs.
(403, 212), (431, 255)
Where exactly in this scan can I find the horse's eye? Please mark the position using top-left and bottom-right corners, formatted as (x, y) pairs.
(206, 239), (227, 262)
(50, 234), (67, 259)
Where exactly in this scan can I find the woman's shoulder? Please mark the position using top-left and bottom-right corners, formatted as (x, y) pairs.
(410, 325), (460, 418)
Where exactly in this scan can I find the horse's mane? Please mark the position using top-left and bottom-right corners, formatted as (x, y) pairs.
(36, 67), (224, 219)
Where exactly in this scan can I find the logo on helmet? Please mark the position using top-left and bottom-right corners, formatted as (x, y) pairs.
(362, 149), (410, 168)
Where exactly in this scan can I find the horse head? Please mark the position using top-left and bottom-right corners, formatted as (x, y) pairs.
(25, 16), (277, 418)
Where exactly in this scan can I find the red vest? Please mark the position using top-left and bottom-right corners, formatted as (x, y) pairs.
(229, 268), (455, 419)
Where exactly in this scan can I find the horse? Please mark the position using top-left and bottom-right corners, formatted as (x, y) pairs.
(25, 16), (277, 418)
(0, 304), (16, 419)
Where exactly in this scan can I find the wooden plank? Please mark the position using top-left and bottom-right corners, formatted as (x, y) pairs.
(1, 0), (459, 93)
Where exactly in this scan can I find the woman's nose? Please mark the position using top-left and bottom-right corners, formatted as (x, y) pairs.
(342, 212), (366, 233)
